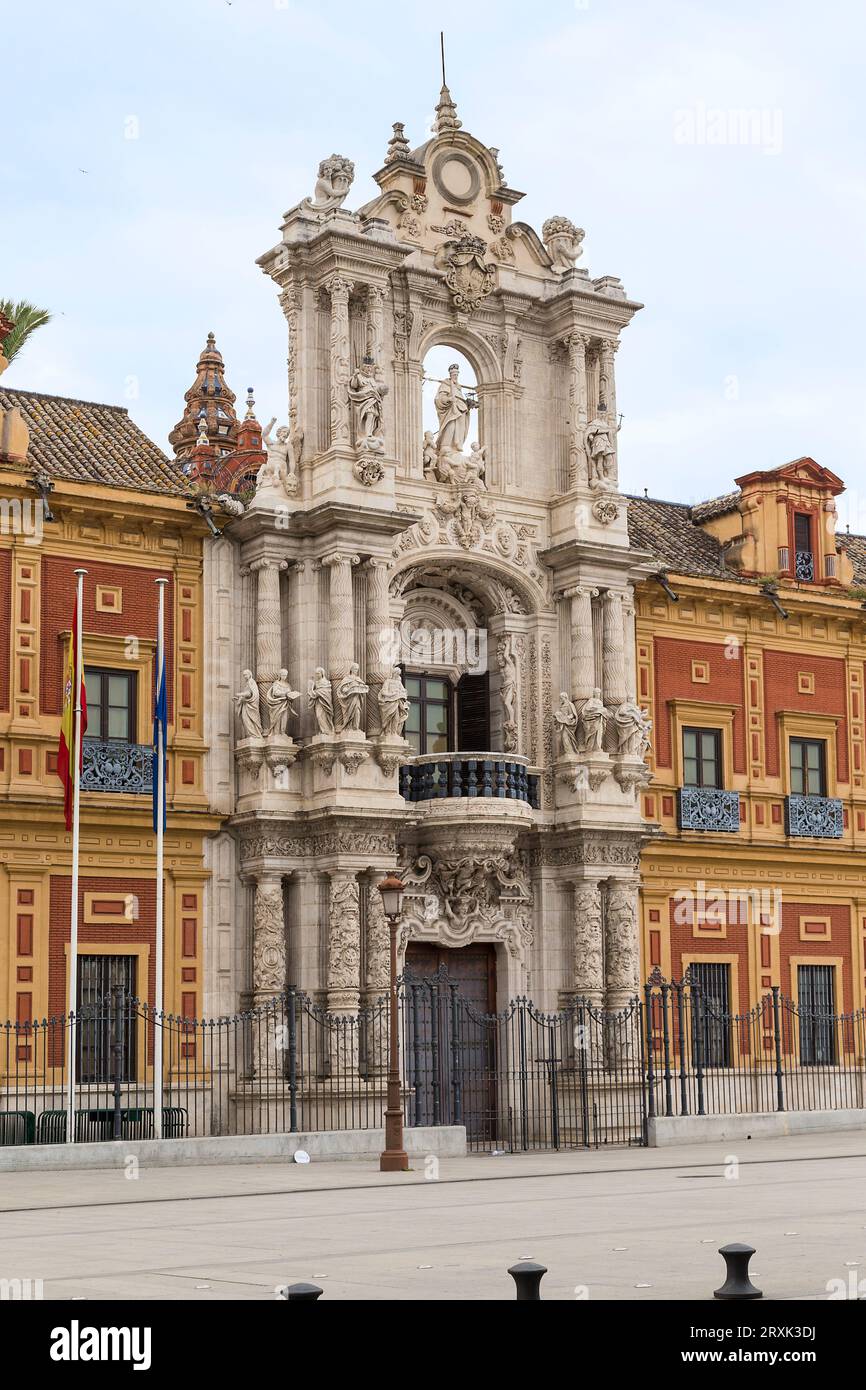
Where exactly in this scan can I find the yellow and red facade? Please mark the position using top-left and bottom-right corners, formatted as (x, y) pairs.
(631, 459), (866, 1015)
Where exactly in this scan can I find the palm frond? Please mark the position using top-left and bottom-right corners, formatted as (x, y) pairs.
(0, 299), (53, 364)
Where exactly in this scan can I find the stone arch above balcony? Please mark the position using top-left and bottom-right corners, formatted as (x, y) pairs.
(418, 324), (501, 385)
(390, 525), (552, 615)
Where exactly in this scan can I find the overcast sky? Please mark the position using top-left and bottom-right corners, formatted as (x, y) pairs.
(3, 0), (865, 524)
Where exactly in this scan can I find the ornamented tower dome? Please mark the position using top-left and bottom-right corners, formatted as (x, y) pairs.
(169, 331), (239, 459)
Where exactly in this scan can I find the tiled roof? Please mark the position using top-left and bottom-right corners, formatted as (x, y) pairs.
(628, 493), (866, 590)
(689, 490), (741, 523)
(626, 495), (730, 577)
(0, 387), (187, 497)
(841, 533), (866, 586)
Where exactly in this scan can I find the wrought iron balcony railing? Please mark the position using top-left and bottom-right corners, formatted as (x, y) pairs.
(81, 740), (153, 794)
(677, 786), (741, 833)
(785, 794), (843, 839)
(794, 550), (815, 582)
(400, 753), (539, 808)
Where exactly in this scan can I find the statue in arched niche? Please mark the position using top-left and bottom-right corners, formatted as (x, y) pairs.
(434, 362), (476, 456)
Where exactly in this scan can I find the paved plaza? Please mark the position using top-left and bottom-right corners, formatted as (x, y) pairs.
(1, 1130), (865, 1300)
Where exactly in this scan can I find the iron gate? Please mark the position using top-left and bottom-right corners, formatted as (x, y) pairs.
(401, 969), (646, 1150)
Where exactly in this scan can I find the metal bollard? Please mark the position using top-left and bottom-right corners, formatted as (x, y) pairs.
(508, 1260), (548, 1300)
(284, 1282), (324, 1301)
(714, 1244), (762, 1301)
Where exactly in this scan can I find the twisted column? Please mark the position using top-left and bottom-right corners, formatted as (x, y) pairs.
(323, 552), (359, 685)
(325, 273), (353, 446)
(565, 585), (597, 702)
(602, 589), (627, 708)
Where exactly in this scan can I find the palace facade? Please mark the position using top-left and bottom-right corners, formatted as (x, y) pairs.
(186, 83), (656, 1024)
(0, 365), (219, 1036)
(630, 458), (866, 1022)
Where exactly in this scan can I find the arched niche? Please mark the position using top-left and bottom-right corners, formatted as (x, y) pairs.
(418, 326), (502, 489)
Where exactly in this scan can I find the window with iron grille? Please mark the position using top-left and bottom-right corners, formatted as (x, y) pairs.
(789, 737), (826, 796)
(76, 954), (137, 1083)
(798, 964), (836, 1065)
(683, 727), (723, 788)
(689, 961), (731, 1068)
(794, 512), (814, 581)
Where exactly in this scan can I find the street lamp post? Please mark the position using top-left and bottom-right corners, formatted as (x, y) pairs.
(378, 873), (409, 1172)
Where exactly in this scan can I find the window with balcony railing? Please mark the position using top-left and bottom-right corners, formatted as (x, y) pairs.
(678, 727), (740, 831)
(81, 667), (152, 793)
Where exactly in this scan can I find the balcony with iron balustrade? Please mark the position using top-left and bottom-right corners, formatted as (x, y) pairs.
(785, 794), (843, 839)
(677, 786), (741, 833)
(81, 740), (153, 795)
(399, 752), (540, 813)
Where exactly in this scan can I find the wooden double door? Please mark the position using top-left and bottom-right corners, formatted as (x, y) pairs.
(404, 943), (497, 1142)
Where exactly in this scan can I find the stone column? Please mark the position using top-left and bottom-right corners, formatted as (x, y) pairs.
(565, 585), (597, 702)
(250, 873), (286, 1080)
(327, 871), (362, 1076)
(622, 588), (637, 702)
(324, 273), (353, 447)
(364, 557), (392, 735)
(251, 875), (286, 1000)
(327, 872), (362, 1014)
(278, 279), (302, 454)
(323, 552), (359, 686)
(572, 879), (604, 1008)
(251, 557), (287, 697)
(365, 284), (386, 364)
(364, 872), (391, 1001)
(599, 338), (618, 485)
(566, 332), (589, 489)
(602, 589), (627, 708)
(604, 877), (641, 1012)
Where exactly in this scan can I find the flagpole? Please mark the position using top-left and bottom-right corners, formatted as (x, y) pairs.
(154, 578), (168, 1141)
(66, 567), (87, 1144)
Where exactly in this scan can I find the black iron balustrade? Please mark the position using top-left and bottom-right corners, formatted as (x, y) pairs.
(785, 793), (843, 839)
(677, 786), (740, 832)
(794, 549), (815, 581)
(399, 753), (540, 807)
(81, 740), (153, 794)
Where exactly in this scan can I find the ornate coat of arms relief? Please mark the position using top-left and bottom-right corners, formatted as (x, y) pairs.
(433, 230), (497, 313)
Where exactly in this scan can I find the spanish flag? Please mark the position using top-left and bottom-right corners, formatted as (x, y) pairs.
(58, 595), (87, 831)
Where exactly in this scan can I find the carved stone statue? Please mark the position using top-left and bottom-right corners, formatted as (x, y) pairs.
(498, 638), (519, 753)
(465, 441), (487, 486)
(301, 154), (355, 213)
(585, 415), (620, 490)
(234, 670), (263, 739)
(378, 666), (410, 738)
(308, 667), (335, 735)
(613, 700), (652, 758)
(335, 662), (369, 733)
(422, 431), (438, 479)
(578, 687), (608, 753)
(554, 692), (580, 755)
(259, 417), (299, 496)
(542, 216), (585, 273)
(348, 356), (388, 453)
(434, 363), (476, 455)
(264, 669), (300, 737)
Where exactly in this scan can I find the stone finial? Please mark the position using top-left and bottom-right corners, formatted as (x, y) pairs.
(433, 83), (461, 134)
(244, 387), (256, 420)
(385, 122), (411, 163)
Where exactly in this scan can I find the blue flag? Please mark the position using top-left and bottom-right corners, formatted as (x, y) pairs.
(152, 650), (167, 833)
